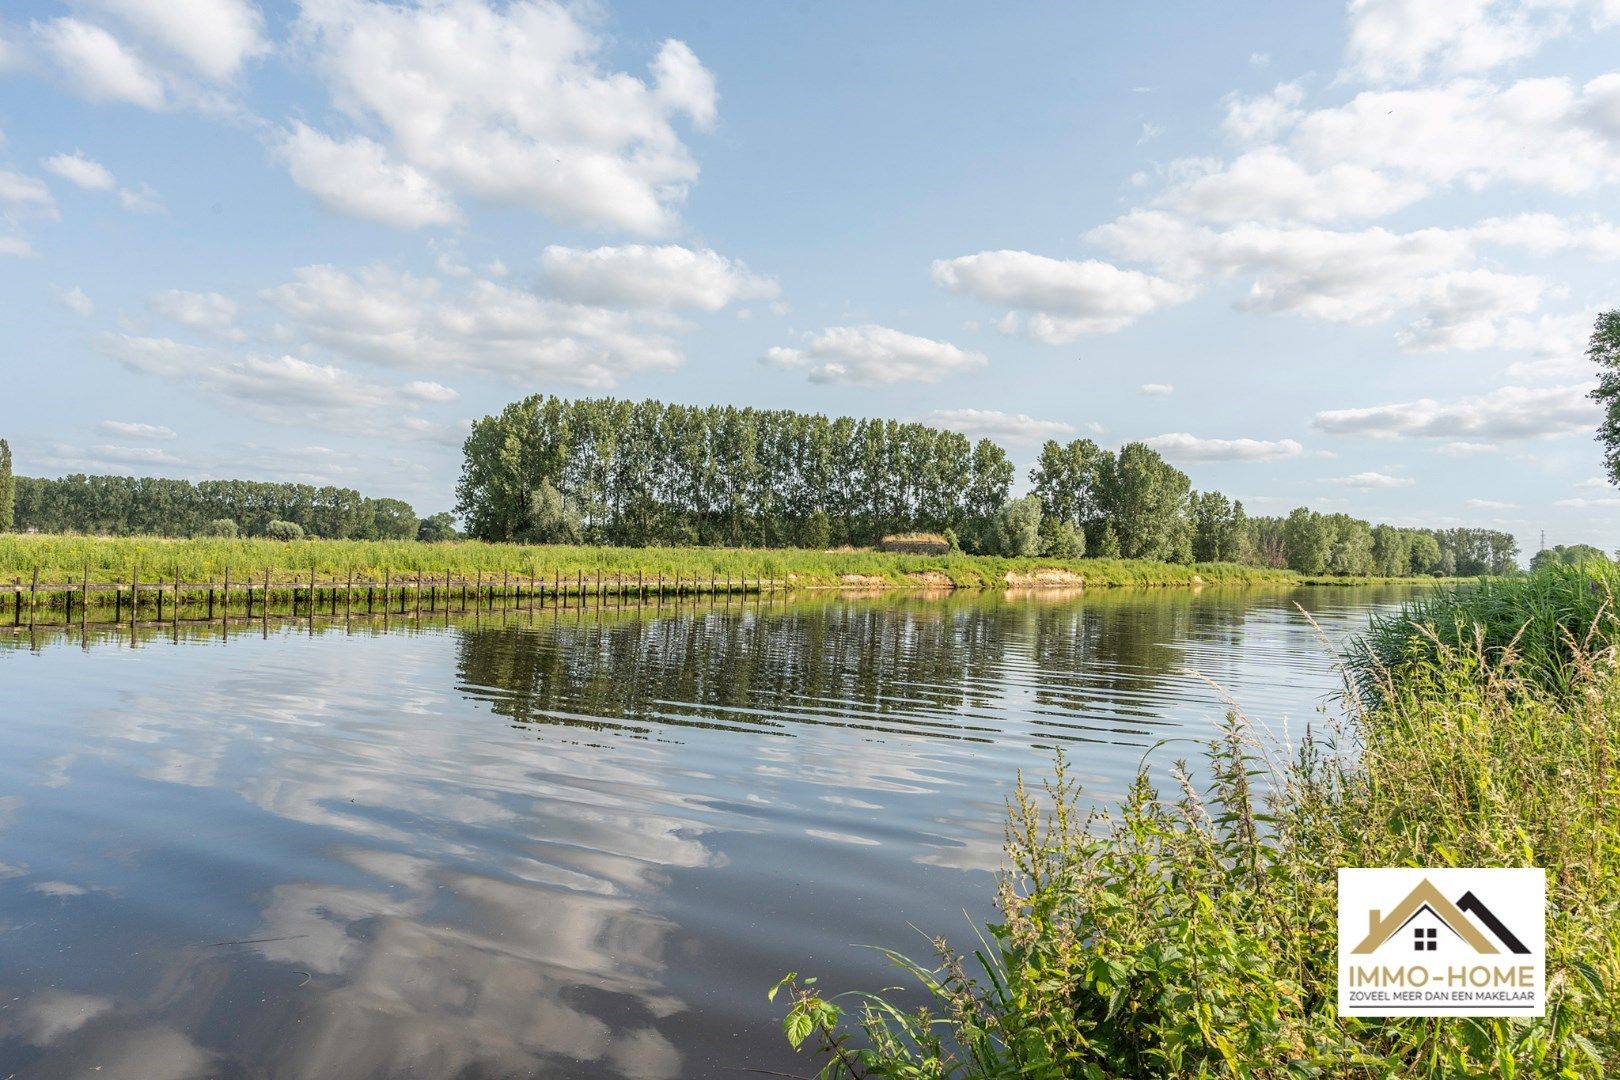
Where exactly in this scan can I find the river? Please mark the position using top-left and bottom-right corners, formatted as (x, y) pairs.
(0, 585), (1417, 1078)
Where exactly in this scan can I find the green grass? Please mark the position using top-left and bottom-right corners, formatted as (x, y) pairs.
(1350, 562), (1620, 701)
(0, 533), (1385, 593)
(775, 572), (1620, 1078)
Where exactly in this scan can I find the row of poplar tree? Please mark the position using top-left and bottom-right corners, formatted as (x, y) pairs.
(454, 395), (1520, 575)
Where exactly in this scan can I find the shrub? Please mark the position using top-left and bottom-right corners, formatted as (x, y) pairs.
(264, 519), (304, 542)
(777, 588), (1620, 1077)
(199, 518), (238, 538)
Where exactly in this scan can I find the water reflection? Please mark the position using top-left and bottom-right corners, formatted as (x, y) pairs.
(0, 587), (1415, 1077)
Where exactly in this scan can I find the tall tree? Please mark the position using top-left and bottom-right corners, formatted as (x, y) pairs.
(0, 437), (12, 532)
(1590, 310), (1620, 485)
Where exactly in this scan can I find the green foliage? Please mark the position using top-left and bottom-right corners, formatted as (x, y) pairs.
(1091, 521), (1121, 559)
(0, 437), (12, 532)
(416, 512), (459, 543)
(1406, 531), (1442, 575)
(1189, 491), (1244, 563)
(991, 495), (1042, 557)
(1531, 543), (1611, 572)
(1351, 562), (1620, 701)
(264, 519), (304, 541)
(1096, 442), (1193, 563)
(525, 481), (584, 544)
(200, 518), (239, 538)
(1589, 309), (1620, 484)
(1268, 512), (1513, 578)
(1038, 517), (1085, 559)
(0, 534), (1323, 593)
(8, 473), (416, 539)
(778, 577), (1620, 1076)
(805, 509), (833, 550)
(455, 395), (1015, 547)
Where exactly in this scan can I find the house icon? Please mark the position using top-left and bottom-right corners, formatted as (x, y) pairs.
(1351, 878), (1530, 955)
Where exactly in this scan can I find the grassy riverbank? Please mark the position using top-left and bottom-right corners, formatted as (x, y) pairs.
(0, 534), (1451, 593)
(776, 568), (1620, 1077)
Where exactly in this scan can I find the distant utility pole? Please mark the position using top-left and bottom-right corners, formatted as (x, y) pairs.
(1539, 529), (1546, 552)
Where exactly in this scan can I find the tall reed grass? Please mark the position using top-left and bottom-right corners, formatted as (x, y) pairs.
(776, 576), (1620, 1078)
(1349, 562), (1620, 700)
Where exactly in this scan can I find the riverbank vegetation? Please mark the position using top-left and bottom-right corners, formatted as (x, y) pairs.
(455, 395), (1518, 575)
(775, 566), (1620, 1077)
(0, 533), (1406, 591)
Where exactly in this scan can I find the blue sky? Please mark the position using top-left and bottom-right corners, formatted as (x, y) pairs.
(1, 0), (1617, 554)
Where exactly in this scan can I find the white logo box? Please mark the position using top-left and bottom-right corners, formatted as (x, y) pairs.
(1337, 867), (1545, 1018)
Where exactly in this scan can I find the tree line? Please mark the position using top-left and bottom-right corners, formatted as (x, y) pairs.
(456, 395), (1013, 549)
(4, 472), (453, 541)
(455, 395), (1519, 574)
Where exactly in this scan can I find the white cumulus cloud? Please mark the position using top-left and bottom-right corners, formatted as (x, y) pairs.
(261, 263), (684, 387)
(763, 325), (987, 385)
(286, 0), (717, 234)
(42, 151), (115, 190)
(149, 289), (241, 338)
(1330, 470), (1416, 488)
(537, 244), (778, 311)
(914, 409), (1079, 445)
(1313, 383), (1599, 440)
(1144, 432), (1305, 462)
(278, 124), (460, 229)
(931, 249), (1192, 341)
(100, 420), (176, 439)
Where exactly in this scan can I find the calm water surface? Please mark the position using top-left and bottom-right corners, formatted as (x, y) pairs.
(0, 586), (1416, 1078)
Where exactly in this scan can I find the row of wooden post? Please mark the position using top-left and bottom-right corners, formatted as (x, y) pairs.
(9, 566), (775, 629)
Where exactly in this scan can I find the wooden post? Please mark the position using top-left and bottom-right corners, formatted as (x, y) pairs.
(346, 568), (354, 620)
(130, 563), (138, 626)
(503, 568), (509, 608)
(310, 567), (317, 619)
(173, 568), (181, 627)
(416, 570), (423, 618)
(223, 566), (230, 621)
(263, 567), (271, 623)
(576, 569), (583, 606)
(28, 566), (38, 630)
(476, 569), (483, 611)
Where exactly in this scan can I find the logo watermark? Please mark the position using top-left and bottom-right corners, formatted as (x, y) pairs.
(1338, 868), (1544, 1017)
